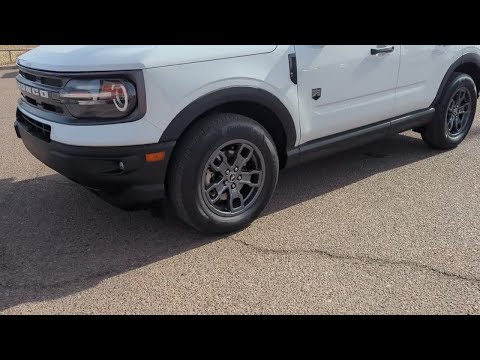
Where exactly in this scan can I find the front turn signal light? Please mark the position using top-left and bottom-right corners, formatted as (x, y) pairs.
(145, 151), (166, 163)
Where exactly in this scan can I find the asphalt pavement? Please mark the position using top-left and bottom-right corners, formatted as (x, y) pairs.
(1, 68), (479, 314)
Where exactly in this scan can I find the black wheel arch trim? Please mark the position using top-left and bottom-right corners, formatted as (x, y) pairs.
(159, 87), (298, 151)
(431, 52), (480, 107)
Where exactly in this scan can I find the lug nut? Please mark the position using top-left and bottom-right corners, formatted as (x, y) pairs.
(234, 167), (238, 172)
(225, 170), (230, 175)
(231, 184), (236, 189)
(224, 181), (228, 186)
(237, 175), (242, 180)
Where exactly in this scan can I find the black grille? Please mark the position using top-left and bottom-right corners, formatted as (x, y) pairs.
(17, 110), (51, 142)
(18, 66), (66, 115)
(19, 69), (65, 88)
(25, 96), (37, 106)
(22, 94), (64, 114)
(41, 102), (63, 113)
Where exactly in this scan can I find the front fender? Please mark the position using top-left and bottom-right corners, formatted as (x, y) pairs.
(159, 86), (298, 151)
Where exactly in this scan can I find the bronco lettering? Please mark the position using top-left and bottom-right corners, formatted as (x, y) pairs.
(17, 82), (49, 99)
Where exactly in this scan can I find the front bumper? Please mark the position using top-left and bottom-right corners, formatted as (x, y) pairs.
(15, 114), (175, 210)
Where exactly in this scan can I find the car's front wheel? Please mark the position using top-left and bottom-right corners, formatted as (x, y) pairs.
(168, 113), (279, 234)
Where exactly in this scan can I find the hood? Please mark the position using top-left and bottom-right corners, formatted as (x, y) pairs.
(17, 45), (278, 72)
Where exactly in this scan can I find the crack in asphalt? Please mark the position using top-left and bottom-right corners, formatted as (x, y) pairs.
(2, 237), (479, 293)
(232, 238), (480, 285)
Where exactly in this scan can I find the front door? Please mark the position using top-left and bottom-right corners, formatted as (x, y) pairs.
(295, 45), (401, 144)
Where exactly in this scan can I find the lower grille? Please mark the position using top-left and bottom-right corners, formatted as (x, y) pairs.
(17, 110), (51, 142)
(23, 95), (64, 114)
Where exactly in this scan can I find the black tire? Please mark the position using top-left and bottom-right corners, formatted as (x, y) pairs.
(422, 72), (477, 149)
(167, 112), (279, 234)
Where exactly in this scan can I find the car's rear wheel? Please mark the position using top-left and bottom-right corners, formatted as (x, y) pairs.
(422, 72), (477, 149)
(168, 112), (279, 234)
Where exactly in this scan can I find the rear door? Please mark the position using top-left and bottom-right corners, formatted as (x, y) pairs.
(295, 45), (400, 144)
(393, 45), (463, 116)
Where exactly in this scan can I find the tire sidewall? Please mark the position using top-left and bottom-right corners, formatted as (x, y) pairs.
(437, 74), (477, 146)
(179, 115), (279, 233)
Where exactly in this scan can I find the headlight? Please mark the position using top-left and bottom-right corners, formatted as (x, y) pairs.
(60, 79), (137, 119)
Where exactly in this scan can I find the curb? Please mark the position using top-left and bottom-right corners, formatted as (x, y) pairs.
(0, 65), (18, 70)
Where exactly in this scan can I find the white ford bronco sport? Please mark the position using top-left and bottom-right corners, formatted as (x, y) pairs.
(14, 45), (480, 234)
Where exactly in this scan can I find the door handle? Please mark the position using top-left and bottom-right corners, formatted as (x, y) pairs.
(371, 46), (395, 55)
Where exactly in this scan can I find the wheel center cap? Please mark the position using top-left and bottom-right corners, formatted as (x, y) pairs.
(229, 174), (236, 182)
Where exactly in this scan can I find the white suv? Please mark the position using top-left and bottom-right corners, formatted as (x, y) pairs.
(14, 45), (480, 234)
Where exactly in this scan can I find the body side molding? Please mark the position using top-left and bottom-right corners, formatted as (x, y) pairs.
(285, 108), (435, 168)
